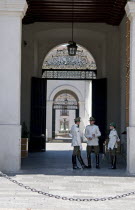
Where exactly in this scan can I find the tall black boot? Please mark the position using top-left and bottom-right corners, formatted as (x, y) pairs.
(96, 154), (100, 169)
(87, 154), (91, 168)
(72, 155), (80, 169)
(109, 155), (114, 169)
(77, 155), (88, 169)
(109, 155), (116, 169)
(112, 155), (116, 169)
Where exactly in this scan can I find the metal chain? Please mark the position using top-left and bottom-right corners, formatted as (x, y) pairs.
(0, 171), (135, 202)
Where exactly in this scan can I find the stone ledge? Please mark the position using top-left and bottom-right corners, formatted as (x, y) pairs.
(0, 0), (28, 18)
(125, 1), (135, 21)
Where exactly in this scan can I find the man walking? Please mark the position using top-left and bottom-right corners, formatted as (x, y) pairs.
(85, 117), (101, 169)
(70, 117), (87, 169)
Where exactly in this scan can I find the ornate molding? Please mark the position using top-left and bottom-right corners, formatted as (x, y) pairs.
(125, 2), (135, 21)
(0, 0), (28, 18)
(42, 44), (97, 70)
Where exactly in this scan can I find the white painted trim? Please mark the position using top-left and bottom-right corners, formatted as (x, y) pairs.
(125, 2), (135, 21)
(48, 84), (83, 102)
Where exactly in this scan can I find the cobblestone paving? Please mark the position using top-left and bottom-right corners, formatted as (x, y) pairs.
(0, 143), (135, 210)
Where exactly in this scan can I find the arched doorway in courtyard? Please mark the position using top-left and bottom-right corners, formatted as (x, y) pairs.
(29, 43), (107, 154)
(52, 90), (79, 140)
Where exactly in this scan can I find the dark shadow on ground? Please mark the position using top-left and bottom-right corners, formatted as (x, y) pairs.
(6, 148), (130, 178)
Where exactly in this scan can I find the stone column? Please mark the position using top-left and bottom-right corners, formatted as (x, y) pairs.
(125, 2), (135, 174)
(79, 101), (85, 132)
(46, 100), (53, 139)
(0, 0), (28, 172)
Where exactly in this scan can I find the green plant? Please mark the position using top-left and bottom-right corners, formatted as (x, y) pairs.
(21, 122), (29, 138)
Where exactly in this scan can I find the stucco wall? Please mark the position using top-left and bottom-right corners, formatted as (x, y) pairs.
(119, 16), (127, 154)
(21, 21), (126, 143)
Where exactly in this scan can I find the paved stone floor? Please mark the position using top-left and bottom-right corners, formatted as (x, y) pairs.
(0, 143), (135, 210)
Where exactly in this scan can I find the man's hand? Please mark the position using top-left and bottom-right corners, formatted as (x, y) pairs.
(88, 137), (92, 140)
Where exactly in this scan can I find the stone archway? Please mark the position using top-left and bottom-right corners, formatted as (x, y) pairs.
(52, 90), (79, 139)
(43, 43), (94, 140)
(46, 84), (88, 140)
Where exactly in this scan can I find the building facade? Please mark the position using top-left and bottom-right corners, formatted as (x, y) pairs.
(0, 0), (135, 174)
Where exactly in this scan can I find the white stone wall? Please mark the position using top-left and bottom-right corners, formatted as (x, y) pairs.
(0, 0), (27, 172)
(55, 110), (60, 134)
(119, 16), (127, 154)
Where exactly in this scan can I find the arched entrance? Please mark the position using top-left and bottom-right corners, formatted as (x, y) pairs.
(46, 84), (85, 140)
(29, 43), (107, 153)
(52, 90), (79, 139)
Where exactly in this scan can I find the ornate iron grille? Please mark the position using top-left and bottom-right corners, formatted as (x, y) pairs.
(53, 104), (78, 110)
(60, 110), (69, 116)
(42, 69), (97, 80)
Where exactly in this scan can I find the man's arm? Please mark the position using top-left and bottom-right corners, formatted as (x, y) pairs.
(69, 126), (74, 138)
(85, 126), (92, 140)
(95, 126), (101, 138)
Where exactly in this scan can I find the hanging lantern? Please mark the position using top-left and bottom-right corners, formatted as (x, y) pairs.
(67, 41), (78, 56)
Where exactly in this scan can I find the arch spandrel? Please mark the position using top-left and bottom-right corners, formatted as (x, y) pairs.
(48, 85), (83, 102)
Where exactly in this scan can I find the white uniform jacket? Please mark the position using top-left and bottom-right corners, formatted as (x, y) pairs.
(85, 124), (101, 146)
(108, 129), (120, 150)
(69, 124), (82, 149)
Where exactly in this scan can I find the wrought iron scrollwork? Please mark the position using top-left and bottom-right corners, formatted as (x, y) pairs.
(42, 70), (97, 80)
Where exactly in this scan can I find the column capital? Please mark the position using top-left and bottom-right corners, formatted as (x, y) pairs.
(125, 1), (135, 21)
(0, 0), (28, 18)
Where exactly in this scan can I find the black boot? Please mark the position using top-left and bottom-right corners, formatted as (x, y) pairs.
(87, 154), (91, 168)
(77, 155), (88, 169)
(72, 155), (81, 169)
(112, 156), (116, 169)
(109, 156), (113, 169)
(109, 155), (116, 169)
(96, 154), (100, 169)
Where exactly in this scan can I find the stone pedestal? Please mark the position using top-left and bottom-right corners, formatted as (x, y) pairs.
(0, 0), (27, 172)
(125, 2), (135, 174)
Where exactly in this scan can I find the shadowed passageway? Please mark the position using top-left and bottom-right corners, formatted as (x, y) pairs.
(21, 143), (126, 177)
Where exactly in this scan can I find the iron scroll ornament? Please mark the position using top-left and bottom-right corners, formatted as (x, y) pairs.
(42, 69), (97, 80)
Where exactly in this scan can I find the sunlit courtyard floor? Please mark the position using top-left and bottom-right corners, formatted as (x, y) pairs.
(0, 143), (135, 210)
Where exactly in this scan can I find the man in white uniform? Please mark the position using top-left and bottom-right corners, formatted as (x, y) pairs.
(108, 122), (120, 169)
(70, 117), (87, 169)
(85, 117), (101, 168)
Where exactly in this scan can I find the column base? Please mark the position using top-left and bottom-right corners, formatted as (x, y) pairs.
(127, 126), (135, 175)
(0, 125), (21, 172)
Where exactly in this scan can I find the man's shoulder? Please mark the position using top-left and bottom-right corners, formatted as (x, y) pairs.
(110, 129), (117, 134)
(72, 124), (77, 128)
(71, 124), (75, 129)
(112, 129), (117, 134)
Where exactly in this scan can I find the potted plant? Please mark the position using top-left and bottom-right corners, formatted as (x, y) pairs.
(21, 122), (29, 158)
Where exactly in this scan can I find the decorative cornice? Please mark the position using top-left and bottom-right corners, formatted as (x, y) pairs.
(125, 1), (135, 21)
(0, 0), (28, 18)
